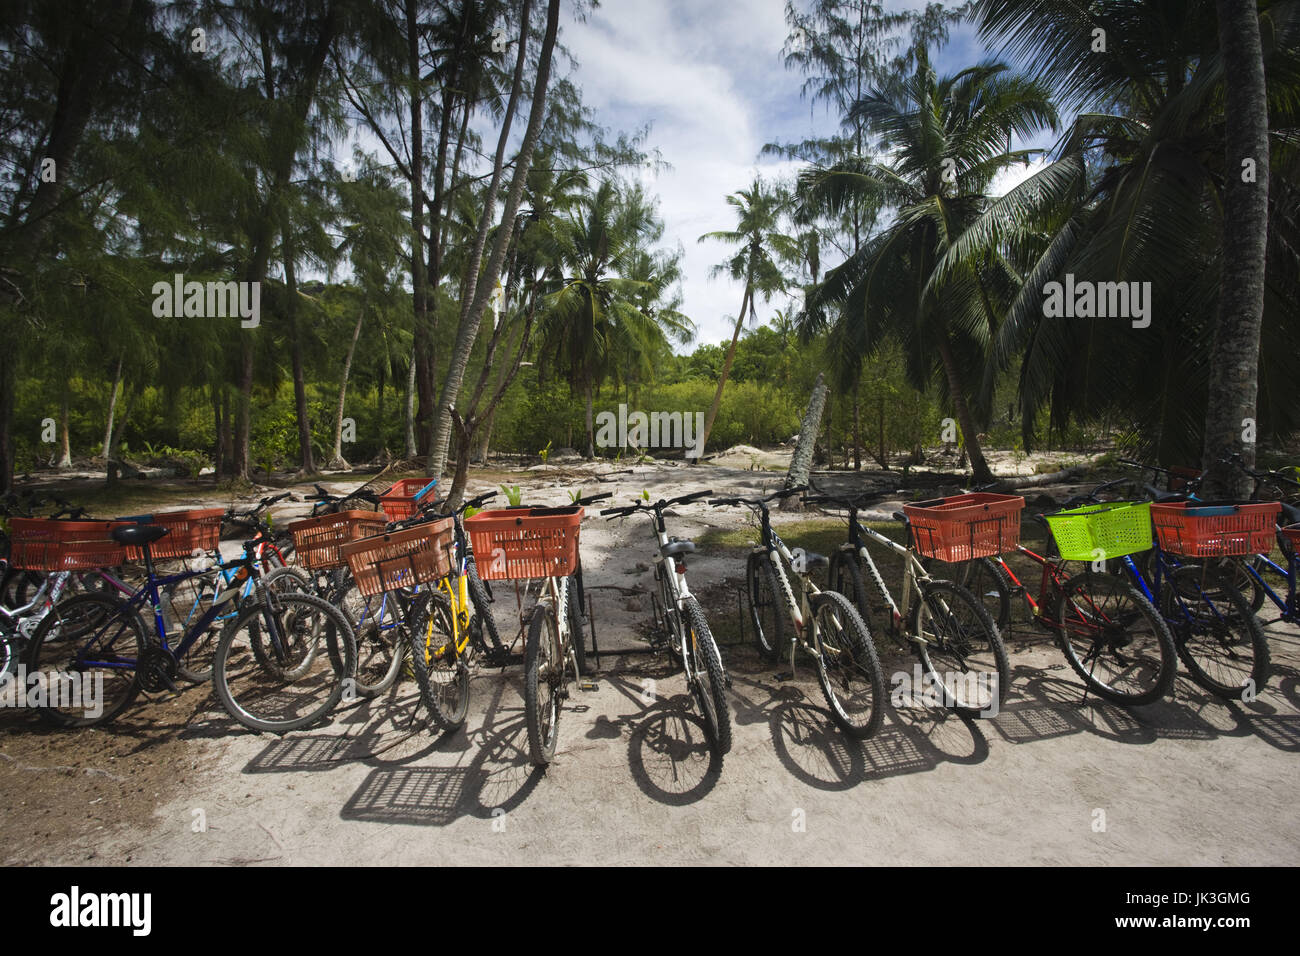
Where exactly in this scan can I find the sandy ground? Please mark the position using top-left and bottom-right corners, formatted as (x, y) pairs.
(2, 456), (1297, 866)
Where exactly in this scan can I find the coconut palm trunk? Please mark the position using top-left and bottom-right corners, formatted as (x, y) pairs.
(329, 308), (365, 469)
(1200, 0), (1270, 498)
(700, 283), (752, 455)
(934, 331), (994, 484)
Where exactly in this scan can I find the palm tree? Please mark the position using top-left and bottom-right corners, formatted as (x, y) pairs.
(537, 180), (689, 457)
(964, 0), (1300, 466)
(698, 177), (799, 455)
(799, 50), (1057, 484)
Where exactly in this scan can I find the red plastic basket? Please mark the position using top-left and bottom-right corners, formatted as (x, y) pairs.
(379, 478), (440, 521)
(1280, 524), (1300, 551)
(464, 507), (584, 580)
(340, 517), (455, 597)
(1151, 501), (1281, 557)
(286, 510), (390, 570)
(118, 508), (224, 560)
(902, 493), (1025, 562)
(7, 518), (131, 571)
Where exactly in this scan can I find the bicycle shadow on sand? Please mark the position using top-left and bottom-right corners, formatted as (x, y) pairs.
(725, 660), (990, 791)
(590, 671), (722, 805)
(225, 672), (549, 827)
(984, 657), (1300, 752)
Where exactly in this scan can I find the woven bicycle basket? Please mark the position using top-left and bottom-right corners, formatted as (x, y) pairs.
(1043, 501), (1153, 562)
(464, 506), (584, 581)
(340, 516), (455, 597)
(7, 518), (131, 571)
(902, 493), (1023, 562)
(1150, 501), (1280, 557)
(117, 507), (224, 561)
(286, 510), (390, 571)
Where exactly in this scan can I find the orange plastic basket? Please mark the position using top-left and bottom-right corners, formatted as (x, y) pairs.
(1280, 524), (1300, 551)
(1150, 501), (1281, 557)
(340, 517), (455, 597)
(7, 518), (130, 571)
(464, 507), (584, 580)
(118, 508), (224, 560)
(286, 510), (390, 570)
(379, 478), (440, 521)
(902, 493), (1024, 562)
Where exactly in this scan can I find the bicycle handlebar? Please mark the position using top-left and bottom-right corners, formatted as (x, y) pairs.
(600, 489), (713, 518)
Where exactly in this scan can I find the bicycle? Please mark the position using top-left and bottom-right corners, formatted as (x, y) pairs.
(920, 479), (1181, 706)
(808, 488), (1010, 717)
(464, 491), (610, 766)
(601, 490), (731, 756)
(709, 486), (886, 736)
(340, 507), (468, 730)
(24, 521), (356, 732)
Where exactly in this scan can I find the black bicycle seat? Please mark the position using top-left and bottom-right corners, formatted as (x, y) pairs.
(802, 550), (830, 570)
(661, 539), (696, 558)
(1281, 502), (1300, 525)
(892, 511), (906, 523)
(112, 524), (169, 547)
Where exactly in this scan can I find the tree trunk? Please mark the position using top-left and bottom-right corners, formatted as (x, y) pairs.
(781, 373), (828, 511)
(428, 0), (559, 479)
(0, 346), (15, 492)
(56, 395), (72, 469)
(934, 330), (994, 484)
(876, 394), (888, 470)
(700, 284), (752, 455)
(584, 379), (595, 459)
(1201, 0), (1270, 499)
(404, 344), (418, 459)
(283, 223), (313, 478)
(851, 380), (862, 471)
(329, 308), (365, 469)
(102, 356), (122, 459)
(235, 340), (253, 478)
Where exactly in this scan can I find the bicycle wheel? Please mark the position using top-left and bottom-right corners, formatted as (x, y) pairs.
(1162, 563), (1269, 700)
(160, 570), (228, 684)
(829, 547), (869, 619)
(681, 596), (731, 755)
(524, 602), (563, 766)
(407, 589), (469, 730)
(746, 550), (784, 663)
(23, 593), (149, 728)
(465, 561), (502, 653)
(336, 581), (406, 697)
(1054, 570), (1175, 706)
(567, 576), (587, 676)
(910, 580), (1009, 716)
(924, 556), (1013, 632)
(810, 589), (885, 737)
(212, 592), (356, 734)
(251, 567), (320, 680)
(2, 568), (43, 610)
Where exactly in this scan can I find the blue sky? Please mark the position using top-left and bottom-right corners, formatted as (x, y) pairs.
(558, 0), (1054, 350)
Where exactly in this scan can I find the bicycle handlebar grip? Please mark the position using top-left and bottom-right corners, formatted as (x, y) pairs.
(909, 497), (945, 509)
(576, 492), (613, 505)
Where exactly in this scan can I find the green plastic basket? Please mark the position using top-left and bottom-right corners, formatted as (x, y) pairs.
(1043, 501), (1153, 561)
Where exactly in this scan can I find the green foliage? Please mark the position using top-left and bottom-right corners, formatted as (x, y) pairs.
(500, 484), (523, 507)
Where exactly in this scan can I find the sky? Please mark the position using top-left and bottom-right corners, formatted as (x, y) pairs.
(555, 0), (1054, 351)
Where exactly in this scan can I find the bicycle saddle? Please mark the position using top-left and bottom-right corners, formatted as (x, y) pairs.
(1281, 502), (1300, 525)
(802, 550), (830, 570)
(892, 511), (907, 522)
(661, 538), (696, 558)
(111, 524), (169, 547)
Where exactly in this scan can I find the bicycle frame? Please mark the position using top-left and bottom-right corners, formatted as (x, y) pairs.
(1240, 549), (1298, 619)
(839, 508), (934, 634)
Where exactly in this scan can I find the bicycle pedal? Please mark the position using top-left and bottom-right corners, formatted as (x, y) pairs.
(578, 678), (599, 692)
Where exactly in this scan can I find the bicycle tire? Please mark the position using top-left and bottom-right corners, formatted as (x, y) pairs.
(829, 547), (869, 619)
(910, 580), (1010, 716)
(681, 596), (732, 755)
(466, 562), (502, 653)
(212, 591), (356, 734)
(23, 593), (150, 728)
(810, 589), (885, 737)
(746, 550), (784, 663)
(567, 576), (587, 676)
(1162, 564), (1270, 701)
(524, 602), (563, 766)
(407, 589), (469, 730)
(336, 580), (406, 697)
(923, 556), (1013, 632)
(1054, 570), (1175, 706)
